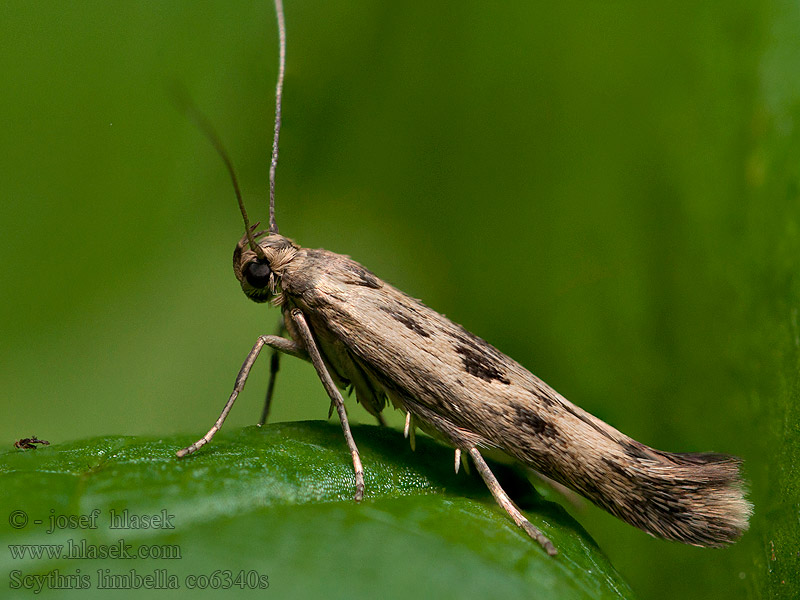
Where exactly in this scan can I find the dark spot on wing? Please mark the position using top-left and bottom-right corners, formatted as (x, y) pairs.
(527, 386), (557, 408)
(515, 406), (558, 438)
(379, 304), (430, 337)
(454, 343), (510, 384)
(442, 323), (511, 384)
(343, 262), (382, 289)
(443, 324), (506, 361)
(397, 297), (425, 316)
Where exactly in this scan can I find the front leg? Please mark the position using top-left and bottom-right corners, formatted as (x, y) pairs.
(176, 335), (307, 458)
(290, 308), (365, 502)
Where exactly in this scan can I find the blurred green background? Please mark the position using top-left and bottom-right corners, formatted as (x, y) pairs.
(1, 1), (798, 598)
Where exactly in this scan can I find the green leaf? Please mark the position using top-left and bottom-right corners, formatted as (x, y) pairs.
(1, 422), (634, 599)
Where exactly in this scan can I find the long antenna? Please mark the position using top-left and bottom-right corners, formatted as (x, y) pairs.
(269, 0), (286, 235)
(175, 86), (265, 258)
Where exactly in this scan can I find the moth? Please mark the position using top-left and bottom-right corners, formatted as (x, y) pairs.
(177, 0), (751, 555)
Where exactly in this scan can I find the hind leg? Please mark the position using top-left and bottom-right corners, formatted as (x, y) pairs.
(468, 447), (556, 555)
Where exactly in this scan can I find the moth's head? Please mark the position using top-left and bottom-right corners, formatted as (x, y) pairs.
(233, 228), (298, 303)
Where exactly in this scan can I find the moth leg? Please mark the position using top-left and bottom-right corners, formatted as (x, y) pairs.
(290, 308), (365, 502)
(467, 447), (557, 556)
(176, 335), (307, 458)
(403, 411), (417, 450)
(258, 318), (287, 427)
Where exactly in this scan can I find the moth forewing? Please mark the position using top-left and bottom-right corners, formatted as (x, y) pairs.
(255, 237), (751, 550)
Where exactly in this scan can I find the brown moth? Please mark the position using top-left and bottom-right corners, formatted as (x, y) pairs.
(177, 0), (751, 555)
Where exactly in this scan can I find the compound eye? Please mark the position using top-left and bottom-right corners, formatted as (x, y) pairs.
(244, 259), (272, 288)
